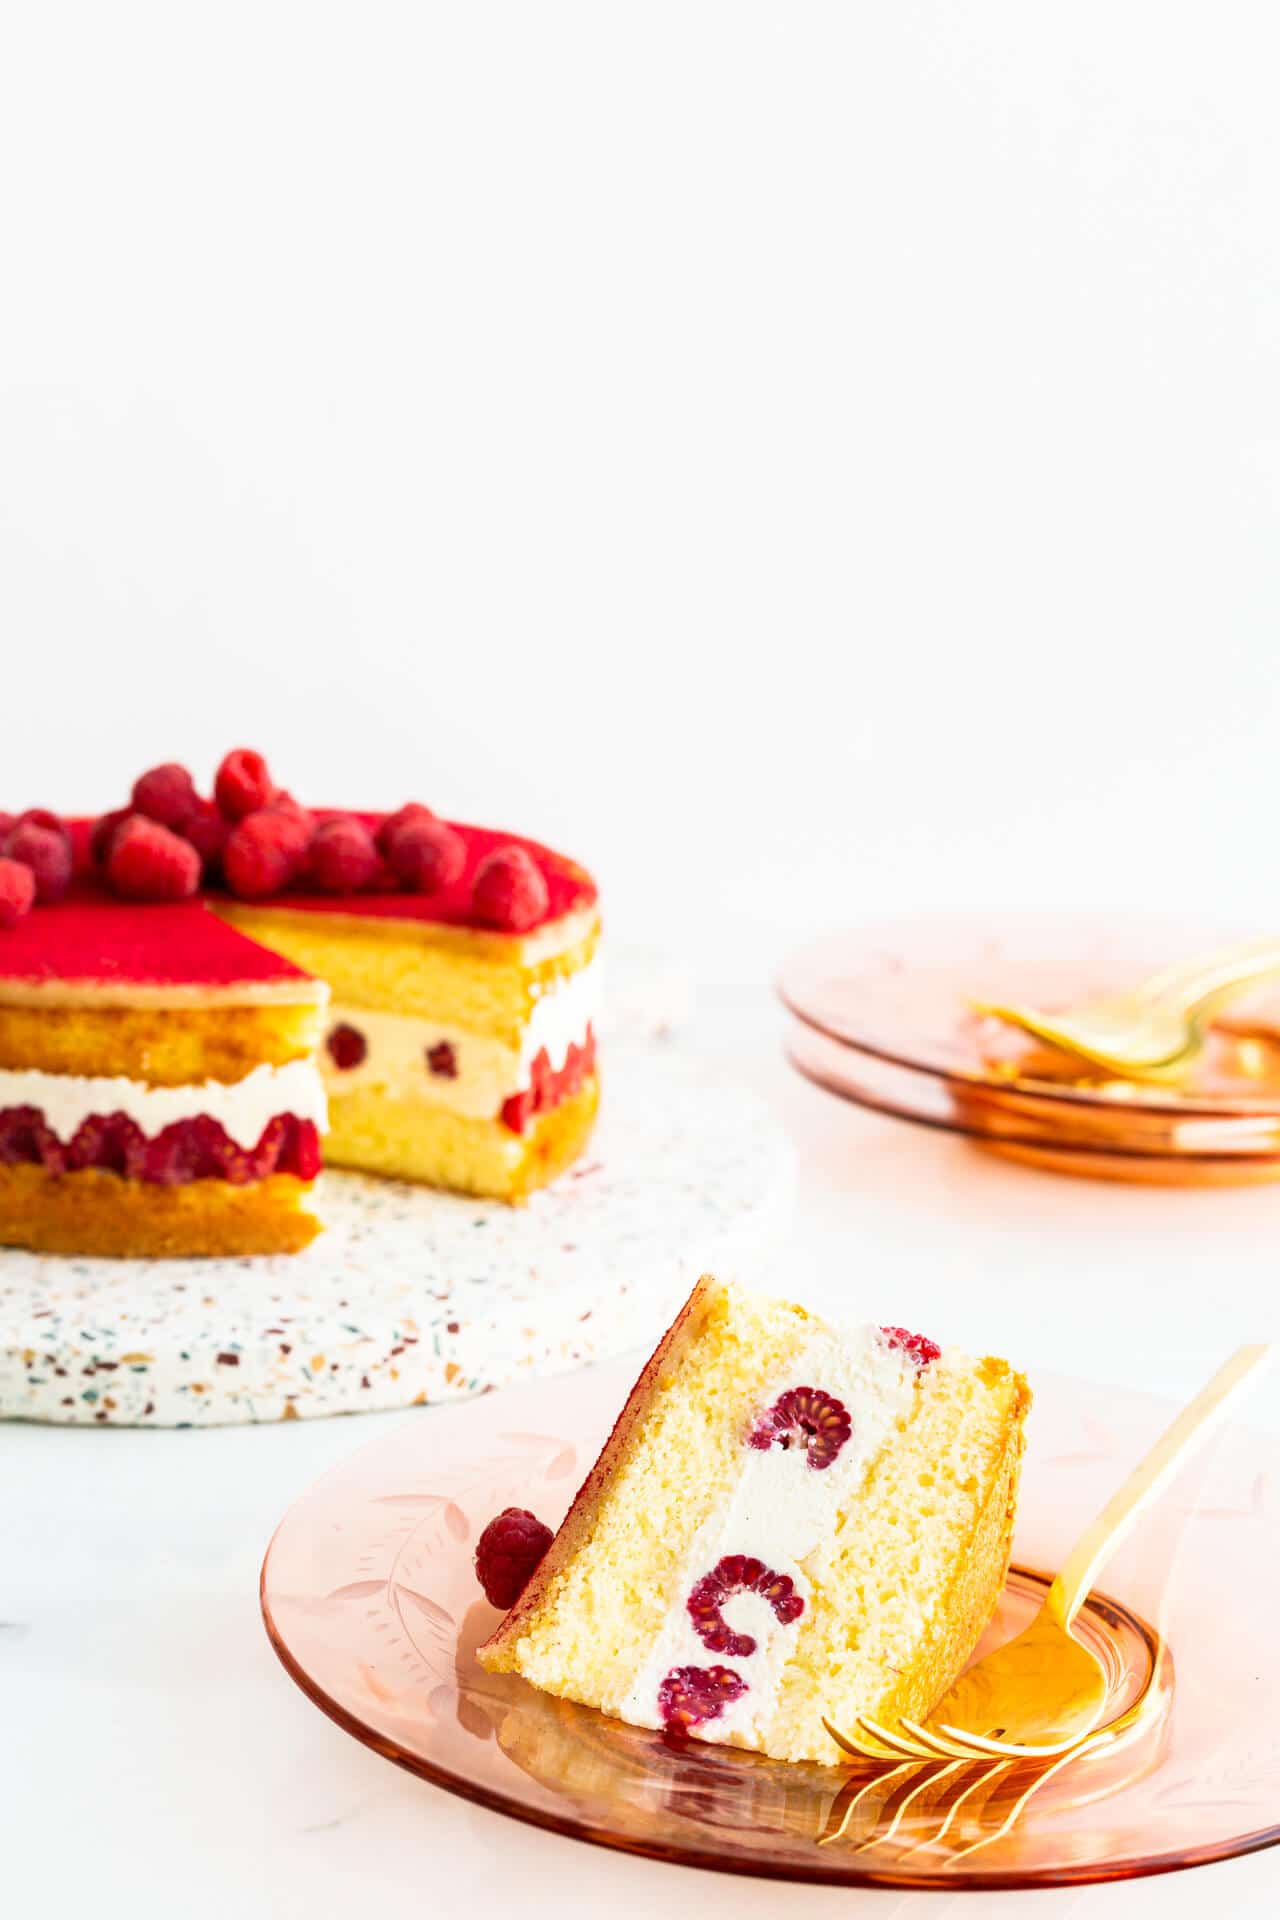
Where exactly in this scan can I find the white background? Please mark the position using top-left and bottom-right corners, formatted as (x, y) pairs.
(3, 3), (1280, 1916)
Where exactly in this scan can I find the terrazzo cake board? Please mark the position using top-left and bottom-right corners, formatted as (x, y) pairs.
(0, 1055), (794, 1427)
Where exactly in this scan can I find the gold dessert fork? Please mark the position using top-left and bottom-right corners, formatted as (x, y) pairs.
(826, 1342), (1271, 1766)
(970, 935), (1280, 1082)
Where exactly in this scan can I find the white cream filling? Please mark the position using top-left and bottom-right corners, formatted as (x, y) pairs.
(619, 1324), (920, 1744)
(321, 958), (601, 1121)
(0, 1061), (328, 1149)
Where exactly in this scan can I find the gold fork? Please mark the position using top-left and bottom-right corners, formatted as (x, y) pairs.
(970, 935), (1280, 1082)
(825, 1343), (1271, 1766)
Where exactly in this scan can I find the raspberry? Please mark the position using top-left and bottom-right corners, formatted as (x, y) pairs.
(658, 1665), (747, 1733)
(387, 818), (466, 894)
(474, 1507), (554, 1609)
(90, 808), (133, 867)
(426, 1040), (457, 1078)
(686, 1555), (804, 1658)
(181, 798), (230, 869)
(326, 1023), (367, 1070)
(215, 748), (275, 821)
(747, 1387), (852, 1470)
(265, 791), (315, 831)
(11, 808), (69, 845)
(130, 762), (198, 831)
(3, 821), (72, 903)
(107, 816), (201, 902)
(307, 816), (379, 894)
(881, 1326), (942, 1368)
(0, 813), (13, 841)
(375, 802), (436, 855)
(223, 809), (308, 899)
(471, 845), (549, 931)
(0, 860), (36, 929)
(0, 1105), (64, 1170)
(65, 1113), (147, 1178)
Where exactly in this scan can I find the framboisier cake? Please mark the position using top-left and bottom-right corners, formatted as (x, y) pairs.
(0, 751), (600, 1256)
(479, 1276), (1030, 1766)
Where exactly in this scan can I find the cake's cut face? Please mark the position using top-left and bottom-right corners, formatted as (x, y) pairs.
(0, 904), (329, 1256)
(478, 1277), (1030, 1766)
(0, 765), (600, 1253)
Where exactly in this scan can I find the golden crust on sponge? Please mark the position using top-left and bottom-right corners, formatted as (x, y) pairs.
(325, 1076), (599, 1202)
(480, 1277), (724, 1673)
(0, 999), (325, 1086)
(0, 1163), (320, 1257)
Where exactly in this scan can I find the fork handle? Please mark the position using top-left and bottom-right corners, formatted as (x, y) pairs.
(1134, 937), (1280, 1018)
(1049, 1344), (1272, 1631)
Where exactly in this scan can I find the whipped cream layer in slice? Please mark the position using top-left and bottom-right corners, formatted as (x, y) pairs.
(0, 1060), (328, 1147)
(619, 1323), (920, 1744)
(321, 956), (600, 1120)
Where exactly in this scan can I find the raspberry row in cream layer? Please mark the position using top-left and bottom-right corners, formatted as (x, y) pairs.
(0, 1062), (327, 1184)
(619, 1324), (924, 1742)
(321, 958), (601, 1130)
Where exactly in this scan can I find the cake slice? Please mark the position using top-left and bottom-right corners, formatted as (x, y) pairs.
(0, 898), (328, 1256)
(479, 1276), (1030, 1765)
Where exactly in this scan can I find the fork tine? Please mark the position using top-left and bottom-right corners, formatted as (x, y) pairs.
(855, 1714), (938, 1760)
(894, 1715), (982, 1761)
(932, 1718), (1097, 1761)
(821, 1714), (902, 1762)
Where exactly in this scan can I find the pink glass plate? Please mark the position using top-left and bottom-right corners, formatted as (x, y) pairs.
(261, 1359), (1280, 1889)
(778, 914), (1280, 1120)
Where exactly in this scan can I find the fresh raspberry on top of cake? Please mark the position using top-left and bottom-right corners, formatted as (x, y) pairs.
(215, 748), (276, 821)
(0, 858), (35, 929)
(223, 809), (310, 898)
(307, 816), (379, 894)
(3, 817), (72, 903)
(386, 817), (466, 893)
(131, 762), (199, 832)
(106, 816), (202, 902)
(472, 844), (549, 930)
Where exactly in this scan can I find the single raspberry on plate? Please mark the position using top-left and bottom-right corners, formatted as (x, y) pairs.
(658, 1664), (747, 1733)
(387, 818), (466, 894)
(3, 820), (72, 903)
(107, 816), (202, 902)
(471, 844), (549, 930)
(215, 748), (275, 821)
(130, 761), (198, 831)
(90, 808), (134, 867)
(0, 857), (36, 928)
(475, 1507), (554, 1609)
(223, 809), (309, 899)
(182, 797), (230, 869)
(881, 1326), (942, 1368)
(747, 1386), (852, 1470)
(307, 815), (379, 893)
(375, 802), (436, 855)
(325, 1022), (368, 1070)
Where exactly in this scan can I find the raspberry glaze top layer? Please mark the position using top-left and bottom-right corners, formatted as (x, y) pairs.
(0, 817), (598, 1000)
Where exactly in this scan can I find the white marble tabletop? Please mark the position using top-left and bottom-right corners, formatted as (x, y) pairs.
(5, 988), (1278, 1920)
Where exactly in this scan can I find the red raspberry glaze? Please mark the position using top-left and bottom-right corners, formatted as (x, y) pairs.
(747, 1386), (852, 1470)
(474, 1507), (554, 1609)
(658, 1665), (747, 1732)
(686, 1554), (804, 1658)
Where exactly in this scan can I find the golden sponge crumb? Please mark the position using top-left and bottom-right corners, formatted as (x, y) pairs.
(0, 999), (325, 1086)
(0, 1162), (320, 1257)
(487, 1283), (812, 1706)
(766, 1353), (1029, 1763)
(325, 1075), (600, 1201)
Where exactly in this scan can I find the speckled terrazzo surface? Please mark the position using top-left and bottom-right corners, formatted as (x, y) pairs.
(0, 1056), (794, 1426)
